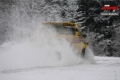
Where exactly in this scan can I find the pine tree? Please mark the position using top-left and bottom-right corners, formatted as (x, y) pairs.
(76, 0), (120, 56)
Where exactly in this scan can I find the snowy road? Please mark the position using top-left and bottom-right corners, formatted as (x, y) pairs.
(0, 56), (120, 80)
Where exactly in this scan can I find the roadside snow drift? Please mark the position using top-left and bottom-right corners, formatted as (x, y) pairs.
(0, 56), (120, 80)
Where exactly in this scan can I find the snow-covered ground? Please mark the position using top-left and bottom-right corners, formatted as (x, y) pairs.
(0, 1), (120, 80)
(0, 56), (120, 80)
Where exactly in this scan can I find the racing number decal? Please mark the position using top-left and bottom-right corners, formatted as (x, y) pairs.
(73, 38), (81, 43)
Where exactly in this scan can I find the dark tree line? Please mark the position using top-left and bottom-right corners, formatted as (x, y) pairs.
(75, 0), (120, 56)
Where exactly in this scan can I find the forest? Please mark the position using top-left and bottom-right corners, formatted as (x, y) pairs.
(0, 0), (120, 57)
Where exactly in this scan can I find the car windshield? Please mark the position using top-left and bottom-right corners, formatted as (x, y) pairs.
(49, 25), (75, 35)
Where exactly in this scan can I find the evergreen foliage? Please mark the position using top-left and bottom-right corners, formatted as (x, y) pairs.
(76, 0), (120, 56)
(0, 0), (120, 56)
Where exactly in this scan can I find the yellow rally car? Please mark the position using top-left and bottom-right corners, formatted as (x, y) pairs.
(42, 22), (88, 57)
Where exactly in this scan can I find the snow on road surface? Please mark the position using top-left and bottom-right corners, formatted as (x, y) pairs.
(0, 56), (120, 80)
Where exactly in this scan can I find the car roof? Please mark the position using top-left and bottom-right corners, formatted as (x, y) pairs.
(42, 22), (78, 29)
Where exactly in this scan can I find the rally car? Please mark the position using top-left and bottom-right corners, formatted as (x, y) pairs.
(41, 22), (88, 57)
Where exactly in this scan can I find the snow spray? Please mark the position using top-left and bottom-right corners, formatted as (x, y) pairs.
(0, 1), (81, 71)
(0, 1), (94, 71)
